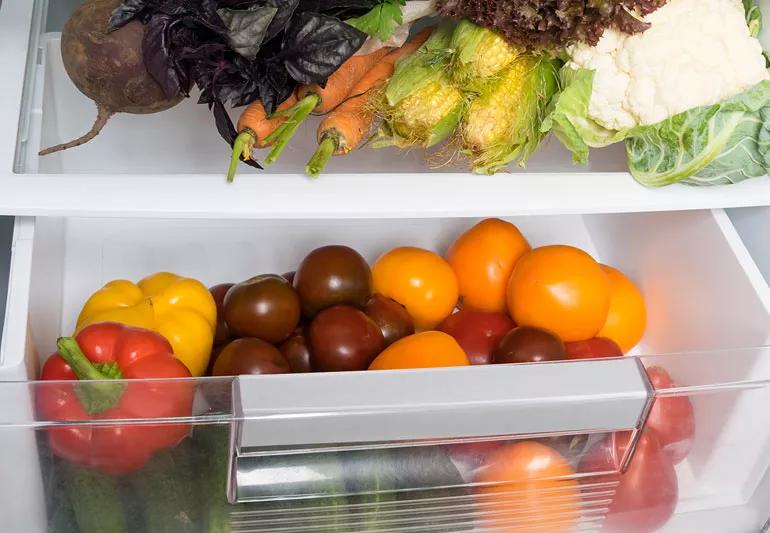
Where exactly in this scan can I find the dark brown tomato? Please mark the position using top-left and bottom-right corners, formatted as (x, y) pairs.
(280, 329), (314, 373)
(364, 294), (415, 347)
(309, 306), (385, 372)
(210, 283), (234, 346)
(212, 338), (291, 376)
(294, 246), (372, 317)
(493, 326), (566, 364)
(224, 275), (300, 344)
(206, 345), (225, 376)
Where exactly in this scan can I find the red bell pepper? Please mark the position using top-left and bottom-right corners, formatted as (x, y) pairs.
(38, 322), (194, 475)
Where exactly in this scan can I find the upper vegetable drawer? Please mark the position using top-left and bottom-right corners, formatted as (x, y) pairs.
(3, 1), (770, 219)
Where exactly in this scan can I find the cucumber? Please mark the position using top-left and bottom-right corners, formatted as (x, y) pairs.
(193, 423), (350, 532)
(45, 457), (77, 533)
(60, 462), (127, 533)
(193, 424), (231, 533)
(128, 439), (201, 533)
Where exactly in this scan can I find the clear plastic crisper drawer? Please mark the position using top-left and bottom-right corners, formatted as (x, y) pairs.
(2, 351), (770, 532)
(0, 208), (768, 531)
(0, 0), (769, 217)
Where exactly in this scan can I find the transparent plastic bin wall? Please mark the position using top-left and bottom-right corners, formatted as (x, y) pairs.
(0, 209), (766, 531)
(1, 350), (770, 533)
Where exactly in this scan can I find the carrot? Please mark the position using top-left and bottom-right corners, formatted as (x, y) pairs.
(305, 28), (434, 177)
(227, 94), (298, 182)
(262, 48), (392, 166)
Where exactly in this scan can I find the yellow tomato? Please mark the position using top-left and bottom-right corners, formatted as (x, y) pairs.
(507, 245), (610, 342)
(372, 247), (459, 330)
(446, 218), (530, 313)
(368, 331), (469, 370)
(598, 265), (647, 353)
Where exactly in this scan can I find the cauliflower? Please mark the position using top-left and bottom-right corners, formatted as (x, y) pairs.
(567, 0), (769, 130)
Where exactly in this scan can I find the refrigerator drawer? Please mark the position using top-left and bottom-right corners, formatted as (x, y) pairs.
(1, 1), (770, 218)
(0, 209), (770, 531)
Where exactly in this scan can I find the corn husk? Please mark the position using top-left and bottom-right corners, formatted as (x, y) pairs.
(378, 20), (466, 148)
(450, 19), (520, 91)
(459, 54), (560, 174)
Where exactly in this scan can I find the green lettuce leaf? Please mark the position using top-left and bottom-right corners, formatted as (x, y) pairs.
(626, 80), (770, 186)
(540, 67), (630, 164)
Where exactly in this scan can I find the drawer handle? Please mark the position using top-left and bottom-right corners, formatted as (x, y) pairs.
(227, 359), (653, 503)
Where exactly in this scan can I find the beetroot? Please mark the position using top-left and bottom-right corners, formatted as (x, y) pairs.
(39, 0), (182, 156)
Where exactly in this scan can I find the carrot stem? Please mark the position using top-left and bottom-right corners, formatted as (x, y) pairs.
(306, 135), (337, 178)
(264, 95), (320, 166)
(228, 130), (255, 183)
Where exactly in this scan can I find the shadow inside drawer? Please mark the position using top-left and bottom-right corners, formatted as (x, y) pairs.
(0, 217), (12, 345)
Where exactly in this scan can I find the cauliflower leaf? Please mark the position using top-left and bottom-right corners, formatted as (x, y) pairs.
(540, 67), (630, 164)
(626, 80), (770, 186)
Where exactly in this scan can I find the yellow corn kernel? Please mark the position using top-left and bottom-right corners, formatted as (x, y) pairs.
(462, 59), (534, 150)
(394, 81), (464, 141)
(474, 31), (519, 78)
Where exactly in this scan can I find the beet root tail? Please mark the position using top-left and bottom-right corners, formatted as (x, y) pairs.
(39, 104), (114, 156)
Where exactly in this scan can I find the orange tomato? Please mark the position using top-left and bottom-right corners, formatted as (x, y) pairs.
(372, 247), (459, 330)
(475, 441), (581, 532)
(597, 265), (646, 353)
(446, 219), (530, 313)
(368, 331), (469, 370)
(507, 245), (610, 342)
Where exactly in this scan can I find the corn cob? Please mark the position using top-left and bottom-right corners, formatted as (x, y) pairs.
(451, 20), (519, 87)
(390, 79), (465, 146)
(377, 21), (465, 149)
(460, 55), (559, 174)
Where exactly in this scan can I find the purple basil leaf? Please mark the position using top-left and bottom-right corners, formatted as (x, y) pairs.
(260, 0), (301, 42)
(280, 13), (367, 85)
(297, 0), (376, 18)
(212, 99), (237, 144)
(109, 0), (157, 28)
(252, 61), (294, 113)
(217, 6), (278, 60)
(142, 14), (184, 99)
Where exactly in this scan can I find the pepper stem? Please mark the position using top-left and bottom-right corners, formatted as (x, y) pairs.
(57, 337), (126, 416)
(227, 130), (256, 183)
(305, 135), (338, 178)
(263, 94), (320, 166)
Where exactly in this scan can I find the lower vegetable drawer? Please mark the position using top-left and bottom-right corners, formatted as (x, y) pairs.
(1, 210), (770, 532)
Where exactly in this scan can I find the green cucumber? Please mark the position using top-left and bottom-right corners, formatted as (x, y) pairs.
(60, 462), (127, 533)
(45, 457), (78, 533)
(128, 439), (201, 533)
(193, 424), (231, 533)
(193, 423), (350, 532)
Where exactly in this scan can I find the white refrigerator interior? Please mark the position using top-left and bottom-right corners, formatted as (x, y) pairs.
(2, 0), (770, 532)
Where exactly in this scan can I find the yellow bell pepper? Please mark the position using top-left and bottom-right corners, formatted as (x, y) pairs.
(76, 272), (217, 377)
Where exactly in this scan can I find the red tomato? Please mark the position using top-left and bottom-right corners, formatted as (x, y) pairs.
(439, 310), (515, 365)
(645, 366), (696, 465)
(564, 338), (623, 360)
(579, 430), (678, 533)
